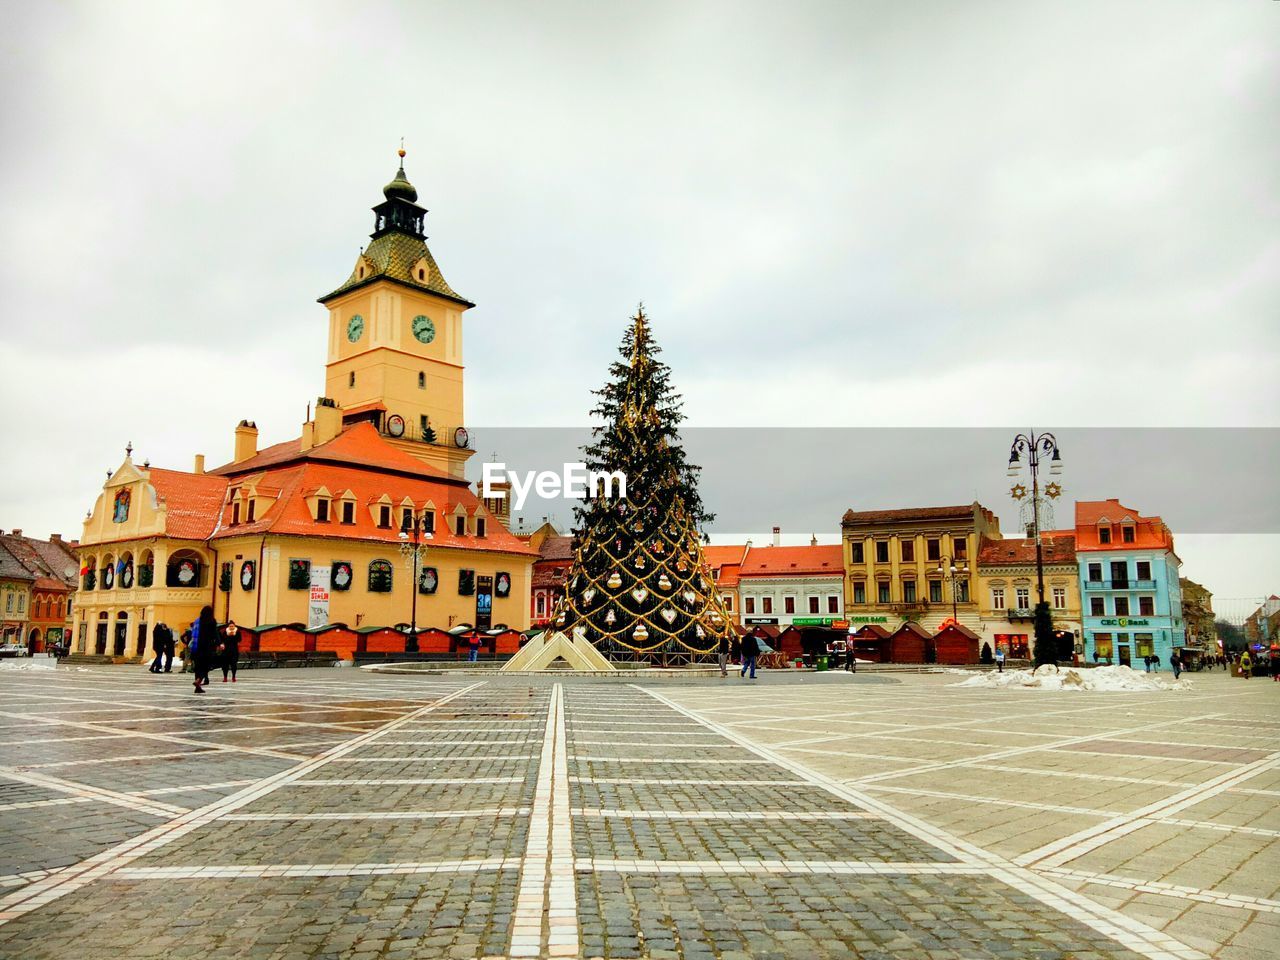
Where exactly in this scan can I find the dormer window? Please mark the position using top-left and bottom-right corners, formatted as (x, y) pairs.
(378, 505), (392, 529)
(246, 499), (256, 523)
(455, 515), (467, 536)
(1122, 525), (1135, 543)
(231, 501), (241, 525)
(401, 506), (415, 531)
(476, 517), (487, 538)
(418, 268), (425, 280)
(423, 510), (436, 534)
(316, 499), (330, 523)
(1099, 527), (1111, 544)
(341, 500), (355, 524)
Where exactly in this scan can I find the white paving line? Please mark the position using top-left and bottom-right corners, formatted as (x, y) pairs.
(1043, 867), (1280, 915)
(113, 858), (520, 879)
(962, 763), (1197, 789)
(223, 807), (531, 821)
(572, 757), (773, 765)
(328, 755), (537, 763)
(579, 858), (986, 875)
(638, 685), (1208, 960)
(0, 680), (486, 926)
(0, 768), (188, 819)
(1015, 752), (1280, 869)
(21, 750), (224, 770)
(864, 784), (1123, 818)
(510, 683), (577, 959)
(569, 777), (808, 786)
(133, 780), (257, 797)
(0, 795), (93, 812)
(572, 809), (880, 821)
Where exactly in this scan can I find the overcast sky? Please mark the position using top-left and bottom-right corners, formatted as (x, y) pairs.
(1, 1), (1276, 604)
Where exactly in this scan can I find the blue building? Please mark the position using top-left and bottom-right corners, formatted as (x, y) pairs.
(1075, 499), (1186, 667)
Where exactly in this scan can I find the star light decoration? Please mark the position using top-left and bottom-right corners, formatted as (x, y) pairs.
(1045, 481), (1063, 500)
(1010, 483), (1028, 501)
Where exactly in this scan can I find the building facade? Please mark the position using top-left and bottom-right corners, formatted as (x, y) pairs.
(737, 543), (845, 629)
(1244, 596), (1280, 650)
(524, 523), (572, 628)
(841, 503), (1001, 633)
(976, 533), (1080, 660)
(1075, 499), (1185, 666)
(703, 544), (749, 626)
(73, 156), (535, 657)
(1179, 577), (1217, 657)
(0, 532), (77, 652)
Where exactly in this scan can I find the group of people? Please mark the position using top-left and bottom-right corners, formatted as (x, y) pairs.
(1235, 649), (1280, 681)
(148, 606), (241, 693)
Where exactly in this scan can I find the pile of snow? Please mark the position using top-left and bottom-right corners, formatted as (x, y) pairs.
(952, 664), (1191, 692)
(0, 659), (56, 671)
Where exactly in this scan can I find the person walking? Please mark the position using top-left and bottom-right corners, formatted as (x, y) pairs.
(191, 606), (218, 694)
(740, 630), (759, 681)
(149, 626), (166, 674)
(467, 632), (480, 663)
(845, 640), (857, 673)
(717, 633), (729, 678)
(162, 624), (176, 673)
(178, 628), (193, 674)
(1239, 650), (1252, 679)
(1269, 652), (1280, 682)
(995, 647), (1006, 673)
(1171, 652), (1182, 680)
(220, 621), (241, 683)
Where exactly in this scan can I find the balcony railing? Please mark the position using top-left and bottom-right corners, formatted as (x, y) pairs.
(1084, 579), (1157, 590)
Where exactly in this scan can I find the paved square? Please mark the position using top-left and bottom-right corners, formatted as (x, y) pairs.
(0, 665), (1274, 958)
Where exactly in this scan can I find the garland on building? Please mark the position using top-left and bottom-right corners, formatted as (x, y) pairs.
(551, 307), (734, 662)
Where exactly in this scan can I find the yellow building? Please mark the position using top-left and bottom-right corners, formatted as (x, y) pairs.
(976, 533), (1081, 660)
(72, 154), (535, 658)
(841, 503), (1001, 633)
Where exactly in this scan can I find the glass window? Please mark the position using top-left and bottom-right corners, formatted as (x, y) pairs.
(1053, 587), (1067, 609)
(722, 595), (733, 611)
(1099, 527), (1111, 543)
(853, 583), (866, 605)
(875, 541), (889, 563)
(929, 580), (942, 603)
(827, 596), (839, 613)
(1090, 596), (1105, 616)
(316, 499), (329, 522)
(476, 518), (487, 538)
(535, 595), (546, 617)
(1139, 596), (1155, 616)
(1123, 526), (1135, 543)
(903, 580), (917, 603)
(231, 502), (240, 525)
(745, 597), (755, 615)
(378, 505), (391, 528)
(953, 536), (967, 560)
(401, 507), (414, 530)
(341, 500), (355, 524)
(1114, 596), (1130, 616)
(288, 559), (311, 590)
(956, 579), (970, 602)
(1094, 634), (1113, 659)
(246, 500), (256, 522)
(368, 560), (393, 593)
(991, 587), (1005, 610)
(900, 540), (915, 562)
(784, 596), (796, 614)
(762, 597), (773, 615)
(455, 515), (466, 536)
(1134, 633), (1154, 657)
(1136, 560), (1152, 580)
(1015, 587), (1030, 609)
(808, 596), (819, 614)
(422, 510), (435, 534)
(850, 541), (864, 564)
(926, 538), (941, 561)
(1087, 562), (1102, 582)
(877, 582), (891, 604)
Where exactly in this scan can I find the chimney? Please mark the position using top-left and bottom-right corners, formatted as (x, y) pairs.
(193, 454), (206, 474)
(810, 533), (817, 547)
(772, 525), (781, 547)
(10, 529), (21, 538)
(234, 420), (259, 463)
(314, 397), (342, 446)
(50, 533), (62, 544)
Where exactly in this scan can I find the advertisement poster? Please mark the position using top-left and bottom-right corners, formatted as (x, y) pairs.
(308, 564), (331, 630)
(475, 574), (493, 630)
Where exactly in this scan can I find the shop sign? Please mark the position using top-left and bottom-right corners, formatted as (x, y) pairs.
(745, 617), (778, 625)
(847, 615), (889, 624)
(792, 617), (835, 626)
(1099, 617), (1151, 627)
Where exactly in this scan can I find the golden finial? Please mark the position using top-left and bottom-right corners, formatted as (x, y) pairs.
(398, 137), (406, 159)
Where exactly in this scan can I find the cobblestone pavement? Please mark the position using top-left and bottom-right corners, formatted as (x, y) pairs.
(0, 664), (1271, 958)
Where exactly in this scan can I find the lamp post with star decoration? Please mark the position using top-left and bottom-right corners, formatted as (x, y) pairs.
(1007, 431), (1063, 667)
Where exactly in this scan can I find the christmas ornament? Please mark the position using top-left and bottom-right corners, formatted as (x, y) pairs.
(582, 588), (596, 603)
(633, 625), (649, 642)
(658, 574), (672, 591)
(607, 572), (622, 589)
(1045, 482), (1063, 500)
(661, 608), (677, 624)
(632, 588), (649, 603)
(1010, 483), (1028, 500)
(605, 609), (616, 625)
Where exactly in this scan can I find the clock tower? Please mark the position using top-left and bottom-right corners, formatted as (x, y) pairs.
(319, 151), (475, 478)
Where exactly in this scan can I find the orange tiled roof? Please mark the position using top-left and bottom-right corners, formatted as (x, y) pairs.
(702, 544), (749, 588)
(842, 504), (980, 525)
(211, 459), (535, 557)
(1074, 499), (1173, 551)
(978, 535), (1076, 567)
(147, 468), (229, 540)
(211, 422), (459, 484)
(739, 545), (844, 578)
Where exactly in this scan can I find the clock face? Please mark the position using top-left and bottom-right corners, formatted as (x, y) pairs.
(412, 314), (436, 344)
(347, 314), (365, 342)
(454, 426), (469, 448)
(387, 414), (406, 437)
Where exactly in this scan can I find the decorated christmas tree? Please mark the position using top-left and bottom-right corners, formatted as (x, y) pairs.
(551, 307), (734, 664)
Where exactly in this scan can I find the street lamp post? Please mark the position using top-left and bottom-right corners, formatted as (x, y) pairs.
(935, 556), (969, 625)
(398, 513), (433, 648)
(1007, 430), (1063, 665)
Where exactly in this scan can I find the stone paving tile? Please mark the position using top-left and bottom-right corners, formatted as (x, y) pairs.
(572, 812), (957, 863)
(0, 782), (69, 806)
(0, 873), (518, 959)
(576, 871), (1149, 959)
(136, 813), (530, 866)
(38, 755), (297, 792)
(0, 805), (165, 875)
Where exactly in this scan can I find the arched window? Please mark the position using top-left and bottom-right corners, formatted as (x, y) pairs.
(368, 560), (393, 593)
(138, 550), (155, 588)
(166, 550), (206, 588)
(101, 554), (116, 590)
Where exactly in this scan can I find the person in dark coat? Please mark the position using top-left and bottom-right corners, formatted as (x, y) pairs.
(192, 606), (218, 693)
(717, 633), (729, 678)
(149, 625), (167, 673)
(844, 640), (857, 673)
(162, 625), (176, 672)
(740, 631), (759, 680)
(220, 621), (241, 683)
